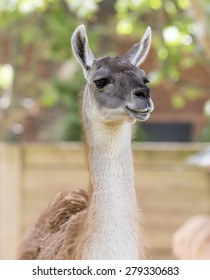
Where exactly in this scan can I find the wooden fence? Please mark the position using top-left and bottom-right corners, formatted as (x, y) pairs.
(0, 142), (210, 259)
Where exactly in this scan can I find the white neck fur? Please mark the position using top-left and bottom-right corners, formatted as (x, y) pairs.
(78, 90), (142, 259)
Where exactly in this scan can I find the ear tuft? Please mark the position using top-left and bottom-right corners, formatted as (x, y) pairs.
(71, 25), (95, 71)
(124, 26), (152, 67)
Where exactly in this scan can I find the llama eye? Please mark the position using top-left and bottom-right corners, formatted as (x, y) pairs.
(143, 78), (150, 84)
(94, 78), (110, 89)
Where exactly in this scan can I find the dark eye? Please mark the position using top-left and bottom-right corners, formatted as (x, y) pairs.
(94, 78), (110, 89)
(143, 78), (150, 84)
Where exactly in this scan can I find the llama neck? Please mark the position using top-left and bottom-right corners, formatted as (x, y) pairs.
(79, 102), (142, 259)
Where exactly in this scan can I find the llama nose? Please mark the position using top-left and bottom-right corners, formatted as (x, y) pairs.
(132, 87), (150, 98)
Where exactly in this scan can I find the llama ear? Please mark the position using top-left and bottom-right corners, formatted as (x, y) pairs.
(123, 27), (152, 67)
(71, 25), (95, 71)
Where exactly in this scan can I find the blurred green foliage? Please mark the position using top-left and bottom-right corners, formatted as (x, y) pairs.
(54, 71), (84, 141)
(0, 0), (100, 140)
(118, 3), (201, 86)
(0, 0), (210, 141)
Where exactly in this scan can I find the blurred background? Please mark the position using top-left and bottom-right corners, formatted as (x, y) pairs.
(0, 0), (210, 259)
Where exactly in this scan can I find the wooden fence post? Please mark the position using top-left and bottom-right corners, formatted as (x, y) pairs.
(0, 143), (22, 259)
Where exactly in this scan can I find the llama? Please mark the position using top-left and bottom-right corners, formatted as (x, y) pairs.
(17, 24), (153, 260)
(172, 215), (210, 259)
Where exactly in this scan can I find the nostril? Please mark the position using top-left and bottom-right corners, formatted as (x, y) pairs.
(134, 91), (145, 98)
(133, 89), (147, 98)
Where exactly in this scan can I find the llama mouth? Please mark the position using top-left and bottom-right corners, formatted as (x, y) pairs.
(126, 106), (150, 121)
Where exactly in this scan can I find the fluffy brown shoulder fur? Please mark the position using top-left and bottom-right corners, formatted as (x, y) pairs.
(17, 189), (88, 260)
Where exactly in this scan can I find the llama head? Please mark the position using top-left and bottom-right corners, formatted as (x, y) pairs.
(71, 25), (153, 123)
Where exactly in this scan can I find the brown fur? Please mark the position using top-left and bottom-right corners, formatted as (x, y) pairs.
(17, 189), (88, 259)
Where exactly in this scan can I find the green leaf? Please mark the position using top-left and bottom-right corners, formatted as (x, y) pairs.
(172, 95), (185, 109)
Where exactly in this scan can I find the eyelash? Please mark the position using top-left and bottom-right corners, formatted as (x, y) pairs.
(94, 78), (110, 89)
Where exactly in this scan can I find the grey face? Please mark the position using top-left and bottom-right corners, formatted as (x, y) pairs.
(87, 56), (153, 122)
(71, 25), (153, 123)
